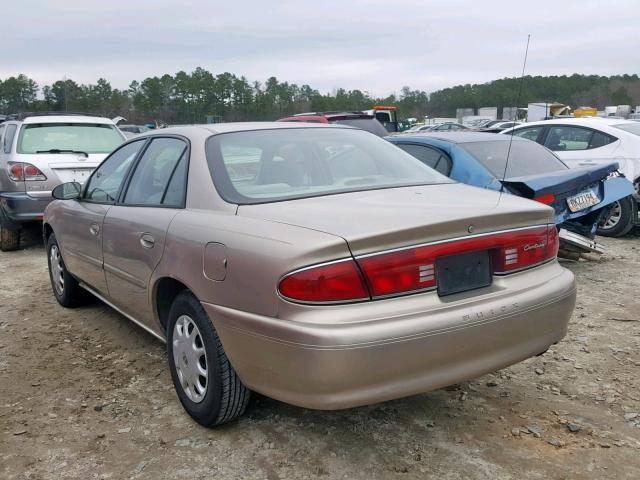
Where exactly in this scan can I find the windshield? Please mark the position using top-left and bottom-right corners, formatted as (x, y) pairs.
(612, 122), (640, 137)
(460, 139), (568, 178)
(330, 118), (390, 137)
(17, 123), (124, 154)
(206, 127), (452, 204)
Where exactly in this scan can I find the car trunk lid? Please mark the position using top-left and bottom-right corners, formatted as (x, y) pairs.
(500, 162), (634, 220)
(237, 183), (553, 256)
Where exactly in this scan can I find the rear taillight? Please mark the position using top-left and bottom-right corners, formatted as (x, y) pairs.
(533, 193), (556, 205)
(278, 259), (369, 303)
(8, 162), (47, 181)
(278, 225), (559, 304)
(491, 225), (558, 273)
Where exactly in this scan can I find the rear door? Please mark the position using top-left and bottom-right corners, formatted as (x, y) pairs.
(102, 136), (189, 326)
(58, 139), (146, 293)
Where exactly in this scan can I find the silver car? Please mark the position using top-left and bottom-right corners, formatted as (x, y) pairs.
(0, 113), (125, 250)
(44, 123), (576, 427)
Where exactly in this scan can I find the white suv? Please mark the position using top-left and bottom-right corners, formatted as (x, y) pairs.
(0, 113), (125, 250)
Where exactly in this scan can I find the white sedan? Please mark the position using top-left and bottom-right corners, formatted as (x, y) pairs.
(502, 118), (640, 236)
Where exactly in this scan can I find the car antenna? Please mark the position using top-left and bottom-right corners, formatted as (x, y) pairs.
(500, 34), (531, 193)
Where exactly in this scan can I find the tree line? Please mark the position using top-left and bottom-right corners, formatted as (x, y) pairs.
(1, 70), (638, 124)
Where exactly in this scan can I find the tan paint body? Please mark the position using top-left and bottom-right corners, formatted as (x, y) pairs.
(45, 123), (576, 410)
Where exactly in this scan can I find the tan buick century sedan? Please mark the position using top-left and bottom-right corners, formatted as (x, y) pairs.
(44, 123), (576, 427)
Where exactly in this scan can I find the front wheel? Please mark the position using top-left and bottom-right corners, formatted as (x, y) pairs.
(597, 196), (635, 237)
(167, 291), (250, 427)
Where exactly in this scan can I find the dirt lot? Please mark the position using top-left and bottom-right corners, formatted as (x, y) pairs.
(1, 227), (640, 480)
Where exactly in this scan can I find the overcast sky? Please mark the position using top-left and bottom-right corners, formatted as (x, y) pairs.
(4, 0), (639, 96)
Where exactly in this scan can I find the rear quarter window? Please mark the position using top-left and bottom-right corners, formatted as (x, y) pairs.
(461, 140), (568, 178)
(3, 124), (17, 153)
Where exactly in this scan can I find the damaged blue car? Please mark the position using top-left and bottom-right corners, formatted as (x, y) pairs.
(387, 132), (635, 254)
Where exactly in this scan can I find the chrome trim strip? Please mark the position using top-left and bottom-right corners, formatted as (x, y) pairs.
(493, 258), (555, 275)
(79, 282), (166, 343)
(355, 224), (550, 259)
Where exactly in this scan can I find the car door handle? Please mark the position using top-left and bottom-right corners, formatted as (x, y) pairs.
(140, 233), (155, 249)
(89, 223), (100, 236)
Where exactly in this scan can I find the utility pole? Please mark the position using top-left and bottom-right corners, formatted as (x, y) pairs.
(63, 75), (68, 111)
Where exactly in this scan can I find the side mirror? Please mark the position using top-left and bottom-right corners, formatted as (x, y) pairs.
(52, 182), (82, 200)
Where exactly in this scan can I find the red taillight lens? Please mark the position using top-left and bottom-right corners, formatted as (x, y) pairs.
(358, 225), (559, 298)
(8, 162), (46, 181)
(357, 247), (436, 297)
(278, 259), (369, 303)
(9, 163), (24, 181)
(533, 193), (556, 205)
(24, 164), (39, 177)
(279, 225), (559, 304)
(491, 225), (558, 273)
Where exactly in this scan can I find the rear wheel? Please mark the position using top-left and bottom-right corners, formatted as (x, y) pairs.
(0, 227), (20, 251)
(597, 196), (634, 237)
(167, 291), (250, 427)
(47, 233), (85, 307)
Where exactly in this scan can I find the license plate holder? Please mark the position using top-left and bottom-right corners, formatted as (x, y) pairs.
(566, 190), (600, 212)
(436, 250), (492, 297)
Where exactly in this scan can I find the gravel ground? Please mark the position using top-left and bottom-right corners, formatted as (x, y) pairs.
(1, 227), (640, 479)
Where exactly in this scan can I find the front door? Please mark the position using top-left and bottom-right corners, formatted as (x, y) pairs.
(59, 139), (146, 293)
(102, 136), (189, 327)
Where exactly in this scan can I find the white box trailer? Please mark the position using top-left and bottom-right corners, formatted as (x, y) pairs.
(456, 108), (474, 123)
(502, 107), (519, 120)
(527, 102), (570, 122)
(477, 107), (498, 120)
(616, 105), (631, 118)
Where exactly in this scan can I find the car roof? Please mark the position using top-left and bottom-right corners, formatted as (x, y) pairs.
(520, 117), (635, 127)
(21, 115), (116, 125)
(392, 131), (526, 144)
(138, 122), (354, 137)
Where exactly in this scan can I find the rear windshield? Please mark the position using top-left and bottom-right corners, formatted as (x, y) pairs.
(460, 139), (568, 178)
(330, 118), (390, 137)
(17, 123), (124, 154)
(612, 122), (640, 136)
(206, 127), (452, 204)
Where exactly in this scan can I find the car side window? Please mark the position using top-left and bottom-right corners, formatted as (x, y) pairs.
(544, 126), (595, 151)
(589, 131), (616, 149)
(512, 126), (543, 142)
(3, 124), (17, 153)
(84, 140), (145, 203)
(122, 137), (188, 207)
(396, 143), (452, 176)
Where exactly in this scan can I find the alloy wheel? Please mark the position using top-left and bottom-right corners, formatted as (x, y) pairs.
(601, 201), (622, 230)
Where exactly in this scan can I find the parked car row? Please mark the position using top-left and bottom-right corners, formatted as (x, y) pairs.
(0, 111), (634, 429)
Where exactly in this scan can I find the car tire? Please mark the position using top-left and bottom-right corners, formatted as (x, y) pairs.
(0, 227), (20, 251)
(47, 233), (85, 307)
(167, 291), (250, 427)
(597, 196), (635, 238)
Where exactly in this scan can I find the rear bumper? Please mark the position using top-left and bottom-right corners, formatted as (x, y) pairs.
(204, 263), (576, 410)
(0, 192), (51, 228)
